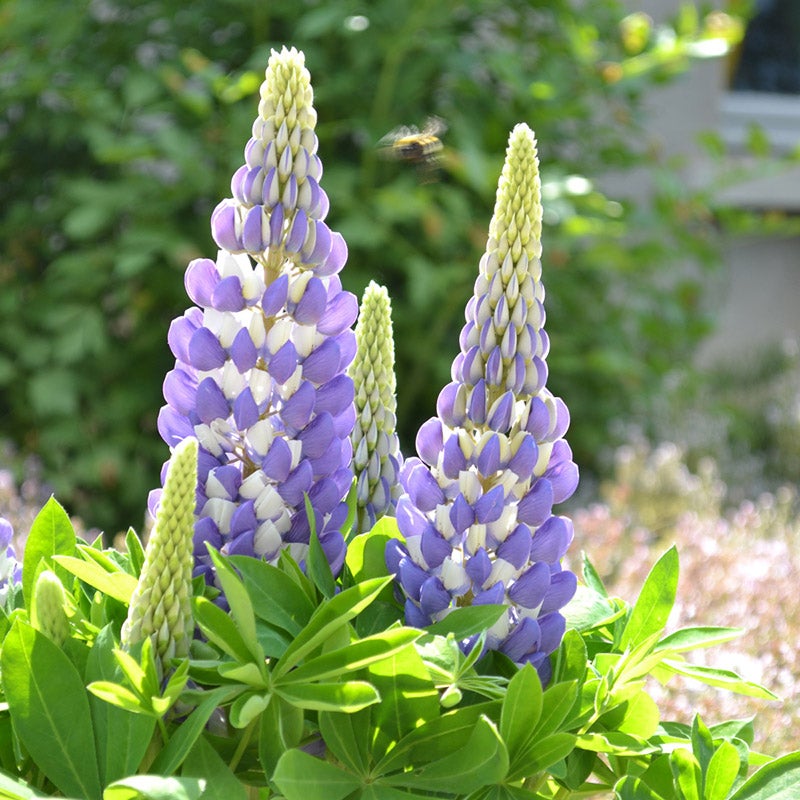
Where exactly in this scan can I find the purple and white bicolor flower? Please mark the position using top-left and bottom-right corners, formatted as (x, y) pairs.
(156, 47), (357, 585)
(386, 124), (579, 683)
(0, 518), (22, 605)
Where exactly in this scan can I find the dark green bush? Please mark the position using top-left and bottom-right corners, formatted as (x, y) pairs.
(0, 0), (740, 532)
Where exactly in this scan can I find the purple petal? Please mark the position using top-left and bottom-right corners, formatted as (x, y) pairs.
(302, 338), (341, 384)
(404, 599), (431, 629)
(262, 273), (289, 316)
(508, 562), (551, 609)
(268, 340), (299, 382)
(420, 526), (451, 569)
(385, 539), (408, 576)
(207, 464), (241, 501)
(227, 529), (257, 557)
(309, 437), (345, 477)
(163, 368), (196, 416)
(158, 405), (194, 447)
(281, 380), (316, 430)
(473, 484), (505, 524)
(212, 275), (246, 312)
(269, 204), (285, 247)
(530, 516), (573, 563)
(476, 434), (501, 477)
(319, 530), (346, 575)
(487, 391), (513, 432)
(465, 548), (492, 586)
(441, 434), (467, 479)
(467, 381), (487, 425)
(261, 437), (292, 482)
(551, 398), (570, 441)
(406, 462), (445, 513)
(449, 493), (475, 534)
(316, 231), (347, 277)
(473, 581), (505, 605)
(230, 328), (259, 373)
(285, 209), (307, 253)
(317, 290), (358, 337)
(230, 500), (258, 536)
(419, 576), (451, 617)
(211, 201), (241, 251)
(396, 493), (429, 539)
(168, 309), (202, 363)
(539, 570), (577, 615)
(525, 397), (551, 441)
(314, 375), (354, 417)
(308, 477), (342, 514)
(416, 418), (443, 466)
(500, 617), (541, 662)
(276, 460), (314, 507)
(185, 258), (219, 307)
(233, 387), (260, 430)
(193, 517), (222, 554)
(195, 377), (230, 424)
(538, 612), (567, 655)
(298, 413), (335, 459)
(508, 435), (537, 479)
(547, 459), (579, 505)
(437, 382), (466, 428)
(496, 525), (532, 569)
(399, 557), (429, 601)
(189, 327), (227, 371)
(517, 479), (554, 527)
(293, 276), (327, 325)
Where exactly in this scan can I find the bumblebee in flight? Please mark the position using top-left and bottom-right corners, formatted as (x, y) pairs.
(379, 116), (446, 181)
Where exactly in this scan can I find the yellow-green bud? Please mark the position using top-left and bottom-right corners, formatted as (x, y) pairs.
(31, 570), (70, 647)
(122, 437), (198, 676)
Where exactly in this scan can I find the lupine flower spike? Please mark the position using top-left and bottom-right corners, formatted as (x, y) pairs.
(156, 47), (358, 585)
(122, 437), (198, 676)
(387, 124), (580, 683)
(349, 281), (403, 534)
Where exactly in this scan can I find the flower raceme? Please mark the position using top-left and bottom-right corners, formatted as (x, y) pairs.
(349, 281), (403, 534)
(157, 47), (358, 583)
(386, 125), (579, 681)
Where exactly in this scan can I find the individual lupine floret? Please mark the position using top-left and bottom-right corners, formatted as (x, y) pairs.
(386, 124), (580, 683)
(122, 438), (197, 676)
(156, 47), (357, 584)
(31, 570), (70, 647)
(348, 281), (403, 533)
(0, 518), (22, 605)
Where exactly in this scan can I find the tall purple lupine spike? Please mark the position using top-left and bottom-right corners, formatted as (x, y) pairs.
(387, 124), (579, 684)
(156, 48), (357, 586)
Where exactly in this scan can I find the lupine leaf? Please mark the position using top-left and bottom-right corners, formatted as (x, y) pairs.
(192, 596), (256, 664)
(618, 546), (678, 651)
(532, 680), (580, 738)
(21, 497), (77, 608)
(500, 663), (542, 759)
(507, 733), (577, 781)
(614, 775), (670, 800)
(425, 605), (506, 639)
(581, 552), (608, 597)
(727, 751), (800, 800)
(305, 496), (336, 599)
(319, 709), (371, 776)
(86, 627), (156, 782)
(272, 577), (391, 678)
(1, 621), (101, 800)
(386, 715), (508, 794)
(670, 748), (702, 800)
(273, 749), (362, 800)
(658, 659), (778, 699)
(655, 627), (742, 652)
(205, 549), (263, 664)
(181, 735), (247, 800)
(275, 680), (380, 712)
(704, 741), (741, 800)
(53, 555), (137, 605)
(258, 696), (304, 775)
(124, 528), (146, 577)
(280, 627), (421, 684)
(576, 731), (659, 756)
(230, 556), (315, 635)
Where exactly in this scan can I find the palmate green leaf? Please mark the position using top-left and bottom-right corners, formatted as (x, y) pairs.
(275, 680), (380, 712)
(1, 620), (101, 800)
(500, 664), (542, 759)
(279, 627), (421, 684)
(618, 546), (678, 651)
(103, 775), (205, 800)
(258, 697), (305, 775)
(576, 731), (659, 756)
(551, 628), (589, 685)
(728, 751), (800, 800)
(532, 680), (580, 739)
(21, 497), (77, 607)
(345, 518), (400, 600)
(657, 659), (778, 699)
(563, 584), (623, 632)
(206, 549), (263, 665)
(149, 686), (242, 776)
(507, 732), (577, 781)
(374, 701), (501, 776)
(53, 555), (138, 605)
(87, 681), (153, 716)
(273, 749), (362, 800)
(386, 715), (508, 795)
(367, 643), (441, 764)
(319, 709), (371, 776)
(273, 577), (392, 679)
(230, 556), (315, 636)
(581, 552), (608, 598)
(181, 735), (247, 800)
(691, 715), (716, 779)
(124, 528), (146, 577)
(655, 627), (743, 653)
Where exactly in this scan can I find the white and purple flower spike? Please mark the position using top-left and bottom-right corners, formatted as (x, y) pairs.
(156, 47), (357, 592)
(348, 282), (403, 534)
(387, 124), (579, 685)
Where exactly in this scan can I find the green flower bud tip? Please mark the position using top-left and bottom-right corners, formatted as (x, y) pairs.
(31, 570), (70, 647)
(349, 281), (403, 533)
(122, 437), (198, 674)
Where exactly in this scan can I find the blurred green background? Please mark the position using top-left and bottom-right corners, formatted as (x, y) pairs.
(0, 0), (754, 533)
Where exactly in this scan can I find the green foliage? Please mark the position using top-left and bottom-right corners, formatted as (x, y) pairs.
(0, 0), (741, 531)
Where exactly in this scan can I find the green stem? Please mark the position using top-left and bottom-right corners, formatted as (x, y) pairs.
(229, 716), (259, 773)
